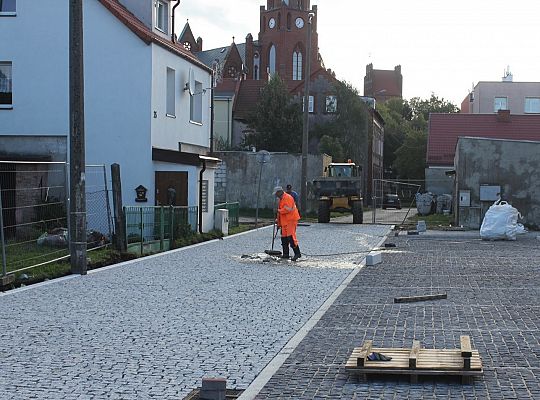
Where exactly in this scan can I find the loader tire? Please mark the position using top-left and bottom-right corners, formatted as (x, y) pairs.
(352, 200), (363, 224)
(318, 200), (331, 223)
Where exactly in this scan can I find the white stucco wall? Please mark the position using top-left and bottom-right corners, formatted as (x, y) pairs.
(0, 0), (69, 136)
(150, 45), (212, 151)
(84, 0), (153, 208)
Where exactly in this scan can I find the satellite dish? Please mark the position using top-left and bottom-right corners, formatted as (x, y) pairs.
(186, 68), (195, 96)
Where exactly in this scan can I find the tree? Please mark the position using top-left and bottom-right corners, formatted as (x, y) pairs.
(313, 81), (369, 163)
(377, 94), (459, 179)
(376, 98), (410, 176)
(244, 75), (303, 152)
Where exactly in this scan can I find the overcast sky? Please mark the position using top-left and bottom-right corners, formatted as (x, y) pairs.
(176, 0), (539, 106)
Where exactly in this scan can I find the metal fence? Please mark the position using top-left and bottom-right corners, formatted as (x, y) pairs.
(369, 179), (421, 225)
(214, 202), (239, 227)
(0, 161), (112, 276)
(124, 205), (198, 256)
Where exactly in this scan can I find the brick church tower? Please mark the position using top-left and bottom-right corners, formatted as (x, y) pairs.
(249, 0), (320, 88)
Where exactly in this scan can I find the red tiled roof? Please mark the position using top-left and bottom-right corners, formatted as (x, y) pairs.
(98, 0), (211, 72)
(427, 113), (540, 166)
(233, 80), (266, 120)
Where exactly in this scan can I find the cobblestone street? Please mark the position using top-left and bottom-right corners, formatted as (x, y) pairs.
(0, 224), (389, 399)
(254, 231), (540, 399)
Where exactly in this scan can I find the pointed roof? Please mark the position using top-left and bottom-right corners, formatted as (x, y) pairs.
(197, 41), (257, 69)
(98, 0), (211, 72)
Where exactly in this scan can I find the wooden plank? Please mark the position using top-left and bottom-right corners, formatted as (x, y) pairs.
(409, 340), (421, 369)
(394, 293), (447, 303)
(356, 340), (372, 367)
(460, 335), (472, 357)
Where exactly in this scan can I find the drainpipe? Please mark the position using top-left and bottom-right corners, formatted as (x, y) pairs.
(198, 159), (207, 233)
(171, 0), (181, 43)
(210, 72), (215, 153)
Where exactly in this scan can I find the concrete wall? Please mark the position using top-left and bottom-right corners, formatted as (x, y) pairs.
(214, 151), (331, 212)
(455, 137), (540, 229)
(473, 82), (540, 114)
(425, 166), (455, 195)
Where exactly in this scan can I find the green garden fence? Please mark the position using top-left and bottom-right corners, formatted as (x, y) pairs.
(214, 202), (239, 227)
(124, 206), (198, 256)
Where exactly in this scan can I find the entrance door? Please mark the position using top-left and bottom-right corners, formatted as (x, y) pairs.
(155, 172), (188, 206)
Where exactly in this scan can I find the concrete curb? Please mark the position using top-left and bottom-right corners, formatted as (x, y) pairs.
(237, 227), (391, 400)
(0, 225), (274, 297)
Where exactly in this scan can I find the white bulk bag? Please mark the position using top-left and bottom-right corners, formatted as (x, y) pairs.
(480, 200), (520, 241)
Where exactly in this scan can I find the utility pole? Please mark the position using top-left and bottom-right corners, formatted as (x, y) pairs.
(69, 0), (87, 274)
(300, 13), (314, 215)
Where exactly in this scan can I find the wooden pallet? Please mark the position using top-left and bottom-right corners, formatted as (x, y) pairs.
(345, 336), (483, 384)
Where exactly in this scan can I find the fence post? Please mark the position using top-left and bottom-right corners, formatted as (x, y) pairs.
(140, 207), (144, 256)
(170, 206), (174, 244)
(160, 206), (164, 251)
(0, 182), (7, 277)
(111, 164), (126, 252)
(102, 164), (113, 240)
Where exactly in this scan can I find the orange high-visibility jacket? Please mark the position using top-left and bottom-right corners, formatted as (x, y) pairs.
(277, 192), (300, 226)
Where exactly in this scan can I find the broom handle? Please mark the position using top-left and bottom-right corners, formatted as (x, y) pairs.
(271, 200), (278, 250)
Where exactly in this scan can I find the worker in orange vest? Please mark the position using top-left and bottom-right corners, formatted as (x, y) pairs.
(273, 186), (301, 261)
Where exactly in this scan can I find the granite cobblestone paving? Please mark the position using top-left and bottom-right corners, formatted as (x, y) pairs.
(0, 224), (390, 399)
(255, 230), (540, 399)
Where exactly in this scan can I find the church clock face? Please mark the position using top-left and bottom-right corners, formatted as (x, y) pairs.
(268, 18), (276, 29)
(295, 17), (304, 29)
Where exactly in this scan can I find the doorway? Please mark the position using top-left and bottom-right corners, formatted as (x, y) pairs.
(155, 171), (188, 206)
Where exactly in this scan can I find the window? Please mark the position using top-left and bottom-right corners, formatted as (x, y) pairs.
(287, 13), (291, 30)
(494, 97), (507, 112)
(302, 95), (314, 113)
(268, 45), (276, 76)
(0, 62), (12, 107)
(292, 51), (302, 81)
(524, 97), (540, 113)
(166, 67), (175, 117)
(155, 0), (168, 33)
(326, 95), (337, 113)
(253, 53), (260, 80)
(190, 81), (203, 124)
(183, 41), (191, 51)
(0, 0), (16, 14)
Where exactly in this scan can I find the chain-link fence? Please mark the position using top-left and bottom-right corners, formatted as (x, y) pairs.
(369, 179), (421, 225)
(214, 202), (239, 227)
(124, 206), (198, 256)
(0, 161), (112, 276)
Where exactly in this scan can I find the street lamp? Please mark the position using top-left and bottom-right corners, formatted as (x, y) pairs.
(300, 12), (314, 215)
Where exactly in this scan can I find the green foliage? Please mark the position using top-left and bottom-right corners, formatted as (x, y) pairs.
(312, 81), (369, 163)
(318, 135), (344, 160)
(244, 74), (303, 152)
(377, 94), (459, 179)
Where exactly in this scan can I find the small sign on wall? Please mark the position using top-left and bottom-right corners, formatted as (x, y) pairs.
(459, 190), (471, 207)
(480, 185), (501, 202)
(202, 180), (209, 212)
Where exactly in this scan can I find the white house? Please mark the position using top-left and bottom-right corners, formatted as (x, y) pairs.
(0, 0), (218, 232)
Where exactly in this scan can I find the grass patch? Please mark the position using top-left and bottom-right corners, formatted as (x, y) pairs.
(229, 224), (253, 235)
(407, 213), (455, 228)
(239, 207), (275, 219)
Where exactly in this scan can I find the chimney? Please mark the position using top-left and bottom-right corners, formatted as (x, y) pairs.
(196, 37), (203, 51)
(497, 109), (510, 122)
